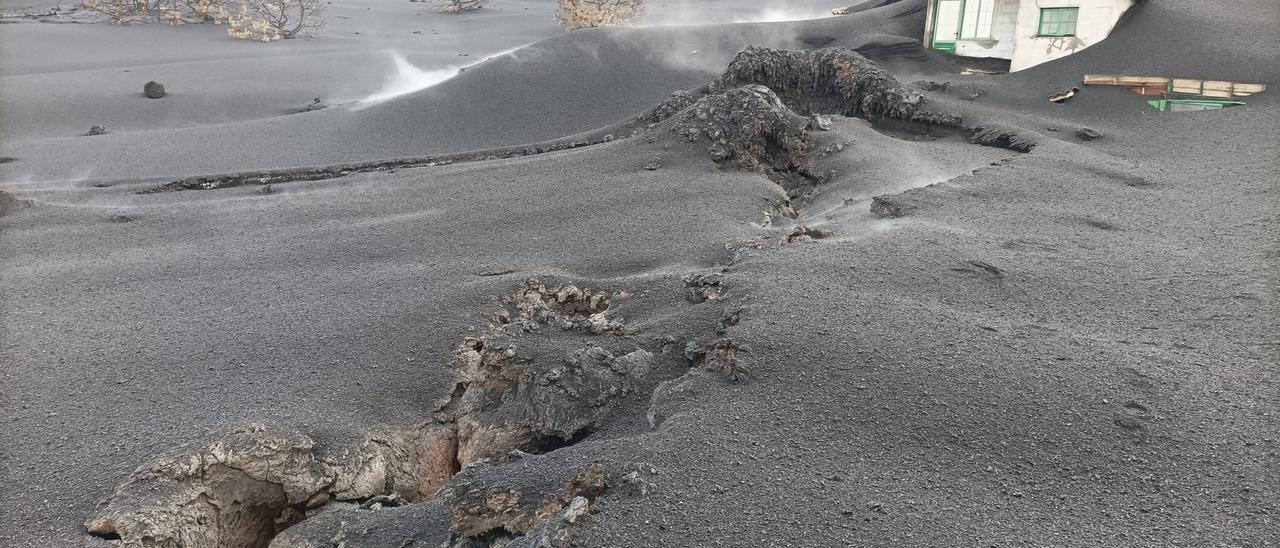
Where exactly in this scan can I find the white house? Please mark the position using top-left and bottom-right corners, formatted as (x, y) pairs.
(923, 0), (1135, 72)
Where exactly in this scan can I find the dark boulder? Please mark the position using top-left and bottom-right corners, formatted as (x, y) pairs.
(870, 194), (915, 218)
(1077, 127), (1104, 141)
(144, 81), (166, 99)
(969, 126), (1036, 152)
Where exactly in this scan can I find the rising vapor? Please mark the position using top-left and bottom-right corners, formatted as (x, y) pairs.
(354, 45), (534, 110)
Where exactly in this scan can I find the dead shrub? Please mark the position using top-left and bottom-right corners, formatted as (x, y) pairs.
(226, 0), (325, 41)
(80, 0), (323, 41)
(704, 339), (751, 383)
(556, 0), (642, 30)
(81, 0), (164, 23)
(436, 0), (486, 13)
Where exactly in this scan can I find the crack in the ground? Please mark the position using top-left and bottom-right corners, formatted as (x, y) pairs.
(87, 280), (726, 547)
(134, 138), (612, 194)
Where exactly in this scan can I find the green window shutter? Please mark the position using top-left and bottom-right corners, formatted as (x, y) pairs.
(1038, 7), (1079, 36)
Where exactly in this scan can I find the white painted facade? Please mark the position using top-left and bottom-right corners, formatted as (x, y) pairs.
(923, 0), (1134, 72)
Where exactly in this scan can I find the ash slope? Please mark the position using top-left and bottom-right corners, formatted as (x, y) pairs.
(0, 129), (793, 546)
(571, 1), (1280, 547)
(0, 0), (932, 183)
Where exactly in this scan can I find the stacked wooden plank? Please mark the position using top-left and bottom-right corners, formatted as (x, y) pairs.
(1083, 74), (1170, 95)
(1084, 74), (1266, 98)
(1170, 79), (1266, 98)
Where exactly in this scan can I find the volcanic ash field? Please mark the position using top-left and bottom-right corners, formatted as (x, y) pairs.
(1, 0), (1276, 546)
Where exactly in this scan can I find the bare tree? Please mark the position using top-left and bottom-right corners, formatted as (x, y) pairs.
(556, 0), (642, 30)
(436, 0), (485, 13)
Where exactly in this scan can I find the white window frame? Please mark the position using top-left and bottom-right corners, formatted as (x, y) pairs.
(959, 0), (996, 39)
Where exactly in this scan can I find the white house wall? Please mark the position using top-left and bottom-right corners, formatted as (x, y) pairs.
(952, 0), (1020, 60)
(1009, 0), (1134, 72)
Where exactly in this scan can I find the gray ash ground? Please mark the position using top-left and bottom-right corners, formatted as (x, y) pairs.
(2, 0), (1278, 546)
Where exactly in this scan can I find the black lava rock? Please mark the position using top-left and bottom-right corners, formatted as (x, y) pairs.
(144, 81), (166, 99)
(1077, 127), (1104, 141)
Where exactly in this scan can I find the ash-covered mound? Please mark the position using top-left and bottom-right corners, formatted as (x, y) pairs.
(669, 85), (813, 175)
(635, 90), (699, 126)
(644, 44), (1028, 188)
(628, 44), (1039, 202)
(709, 46), (945, 123)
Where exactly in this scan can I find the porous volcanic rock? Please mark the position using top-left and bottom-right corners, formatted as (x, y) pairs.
(85, 425), (335, 548)
(439, 461), (606, 538)
(450, 339), (652, 463)
(503, 496), (591, 548)
(969, 126), (1037, 152)
(709, 47), (931, 121)
(1077, 127), (1104, 141)
(870, 194), (916, 218)
(144, 81), (166, 99)
(670, 85), (812, 174)
(268, 501), (454, 548)
(635, 90), (697, 125)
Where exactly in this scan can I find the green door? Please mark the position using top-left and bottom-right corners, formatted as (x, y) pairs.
(930, 0), (963, 54)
